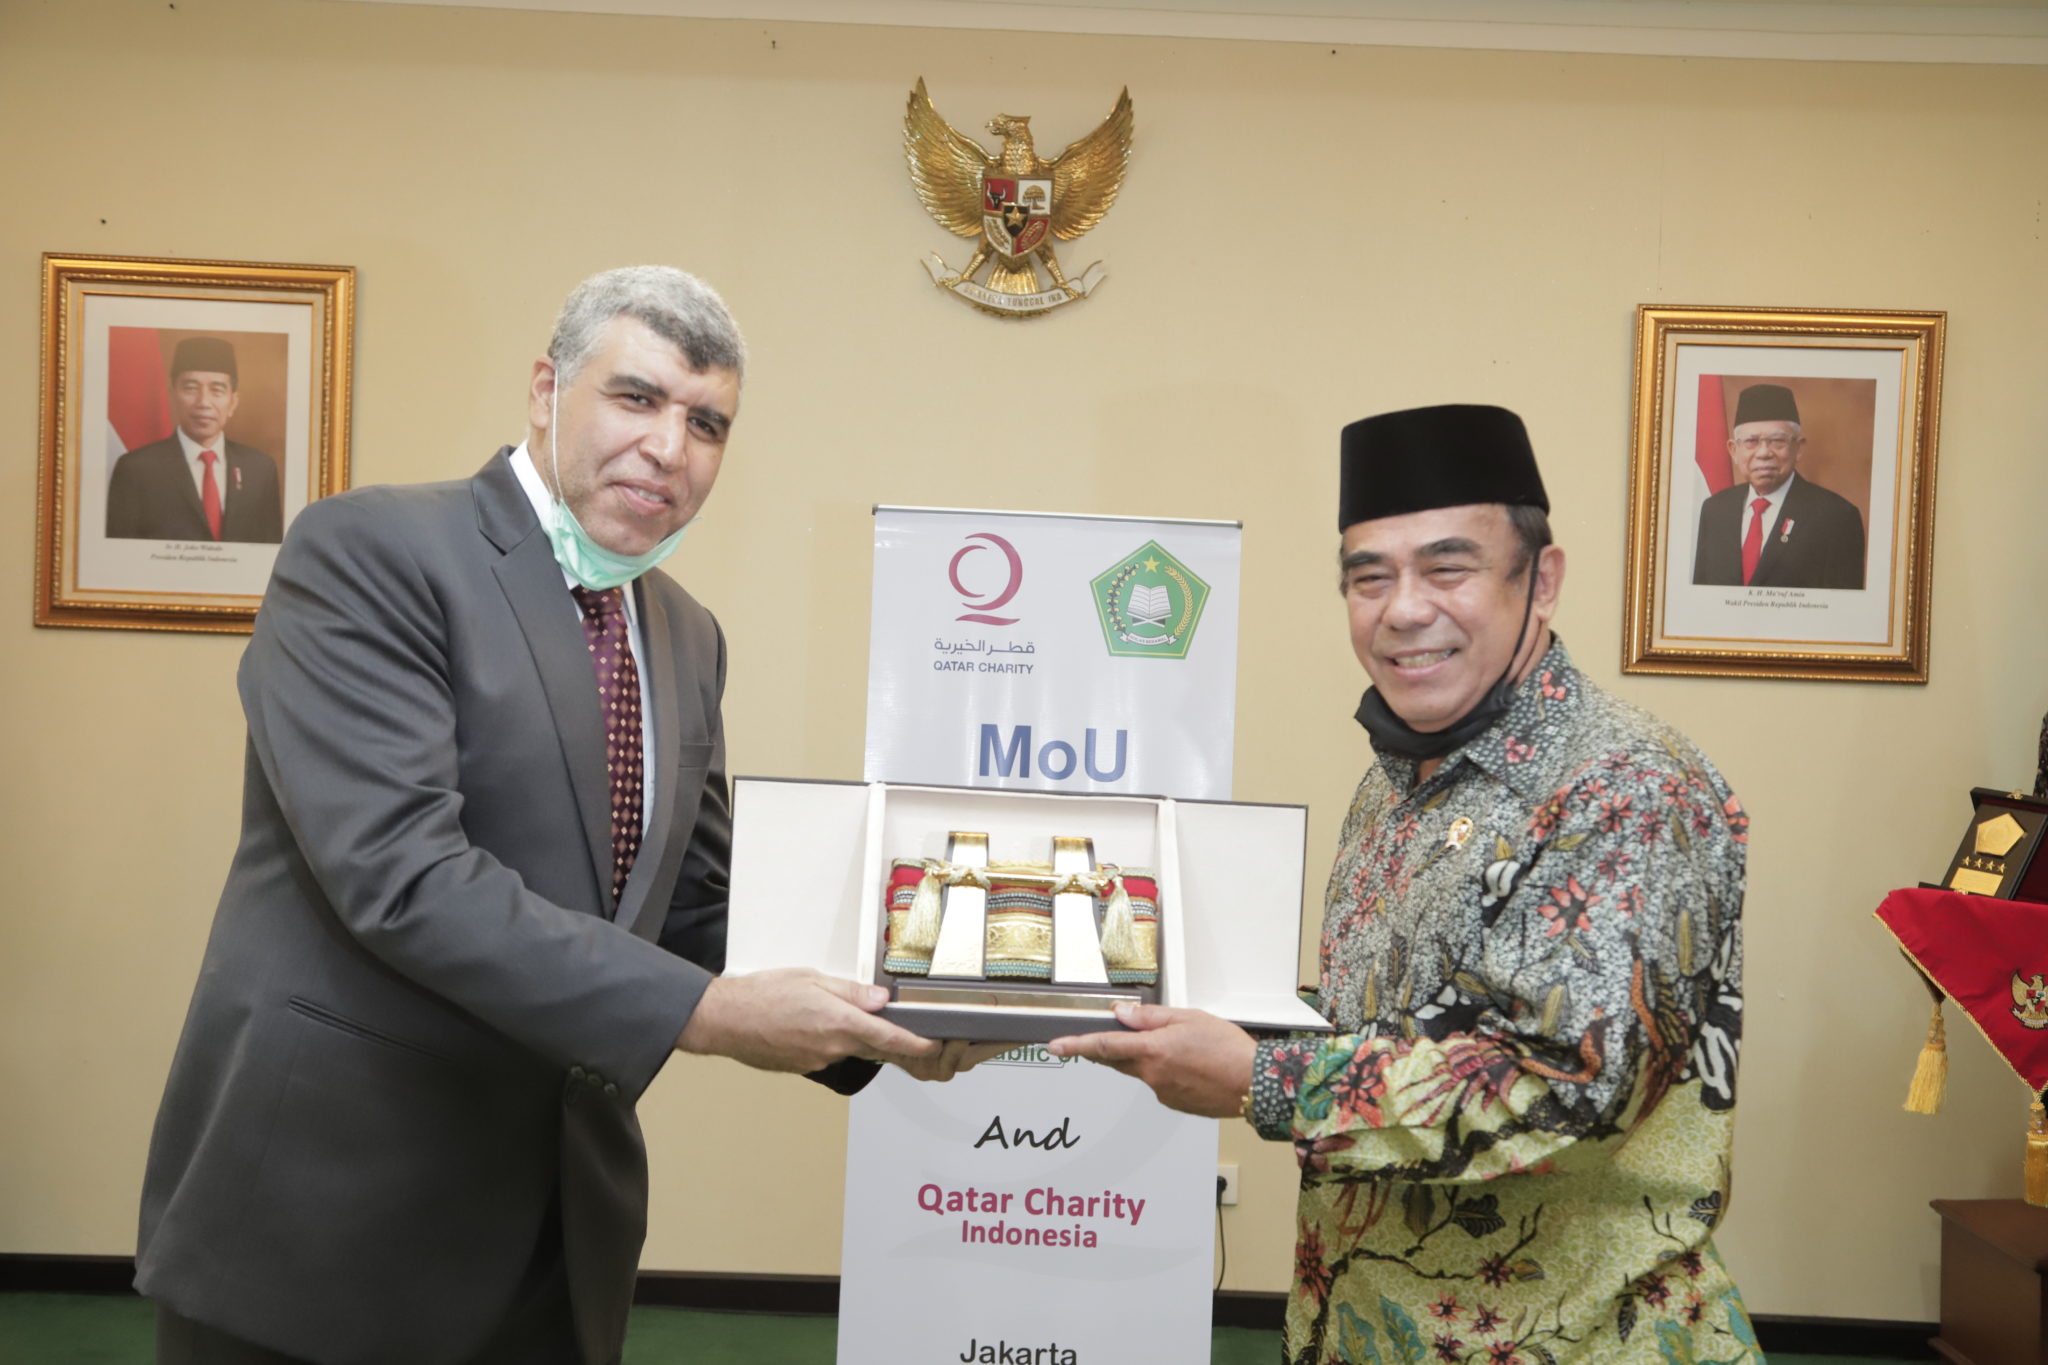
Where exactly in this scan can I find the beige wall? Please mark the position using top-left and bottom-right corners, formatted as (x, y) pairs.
(4, 0), (2045, 1322)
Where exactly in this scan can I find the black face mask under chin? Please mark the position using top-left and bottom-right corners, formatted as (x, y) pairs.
(1352, 573), (1539, 762)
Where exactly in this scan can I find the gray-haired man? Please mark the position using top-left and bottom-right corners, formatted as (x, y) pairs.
(138, 268), (948, 1365)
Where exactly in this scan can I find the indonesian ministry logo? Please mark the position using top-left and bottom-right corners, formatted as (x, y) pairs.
(903, 78), (1133, 318)
(1090, 541), (1208, 659)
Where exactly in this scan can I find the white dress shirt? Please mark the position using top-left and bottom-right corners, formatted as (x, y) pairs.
(1736, 473), (1799, 555)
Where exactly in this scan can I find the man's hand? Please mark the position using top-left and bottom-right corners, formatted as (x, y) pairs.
(675, 968), (938, 1073)
(890, 1040), (1023, 1083)
(1047, 1004), (1256, 1118)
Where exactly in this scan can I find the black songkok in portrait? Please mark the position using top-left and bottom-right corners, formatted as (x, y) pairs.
(1732, 382), (1800, 427)
(170, 336), (239, 384)
(1339, 404), (1550, 761)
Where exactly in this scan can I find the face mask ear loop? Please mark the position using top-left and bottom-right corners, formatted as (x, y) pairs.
(1491, 558), (1540, 702)
(548, 362), (566, 509)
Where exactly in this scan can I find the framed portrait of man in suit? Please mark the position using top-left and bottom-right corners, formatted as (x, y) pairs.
(35, 253), (354, 633)
(1621, 304), (1945, 683)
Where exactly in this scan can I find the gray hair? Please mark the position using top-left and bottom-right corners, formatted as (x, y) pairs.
(546, 266), (746, 387)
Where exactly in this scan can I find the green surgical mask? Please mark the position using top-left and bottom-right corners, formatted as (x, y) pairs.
(540, 497), (688, 592)
(539, 382), (689, 591)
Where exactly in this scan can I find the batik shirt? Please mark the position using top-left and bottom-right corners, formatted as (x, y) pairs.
(1249, 640), (1756, 1365)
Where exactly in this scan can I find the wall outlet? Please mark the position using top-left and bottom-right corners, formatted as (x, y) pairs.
(1217, 1163), (1239, 1206)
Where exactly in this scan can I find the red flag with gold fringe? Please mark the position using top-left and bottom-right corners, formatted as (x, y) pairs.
(1876, 886), (2048, 1096)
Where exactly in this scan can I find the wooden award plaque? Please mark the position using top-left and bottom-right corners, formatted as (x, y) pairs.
(1938, 788), (2048, 903)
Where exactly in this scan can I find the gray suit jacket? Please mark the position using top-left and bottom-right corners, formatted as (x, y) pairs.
(136, 450), (732, 1365)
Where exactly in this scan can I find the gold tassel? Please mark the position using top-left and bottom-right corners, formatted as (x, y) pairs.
(900, 865), (945, 954)
(1904, 1001), (1947, 1115)
(1097, 875), (1139, 969)
(2027, 1102), (2048, 1208)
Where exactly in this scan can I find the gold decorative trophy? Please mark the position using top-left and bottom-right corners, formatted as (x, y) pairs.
(1937, 789), (2048, 899)
(880, 831), (1161, 1013)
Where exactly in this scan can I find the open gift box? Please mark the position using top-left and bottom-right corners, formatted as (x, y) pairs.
(726, 777), (1333, 1042)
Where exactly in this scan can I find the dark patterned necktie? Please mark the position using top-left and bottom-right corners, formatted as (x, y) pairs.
(571, 586), (643, 905)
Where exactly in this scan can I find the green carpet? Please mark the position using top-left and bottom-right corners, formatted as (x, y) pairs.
(0, 1292), (1910, 1363)
(0, 1292), (154, 1364)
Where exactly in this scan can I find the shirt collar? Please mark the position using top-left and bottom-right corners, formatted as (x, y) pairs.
(507, 443), (639, 628)
(175, 426), (219, 463)
(508, 440), (555, 529)
(1746, 472), (1797, 515)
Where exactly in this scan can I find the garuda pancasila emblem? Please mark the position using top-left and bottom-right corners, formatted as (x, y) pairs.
(904, 77), (1133, 318)
(2014, 972), (2048, 1030)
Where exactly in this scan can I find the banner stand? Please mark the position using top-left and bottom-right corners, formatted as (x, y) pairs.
(840, 507), (1242, 1365)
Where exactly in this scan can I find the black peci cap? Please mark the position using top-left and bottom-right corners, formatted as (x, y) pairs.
(1732, 383), (1799, 427)
(1338, 404), (1547, 531)
(170, 336), (238, 385)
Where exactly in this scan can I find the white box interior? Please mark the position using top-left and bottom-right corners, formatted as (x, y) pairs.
(1176, 799), (1323, 1031)
(726, 778), (870, 975)
(727, 777), (1327, 1034)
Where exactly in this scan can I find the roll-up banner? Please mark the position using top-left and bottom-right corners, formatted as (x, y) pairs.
(839, 507), (1241, 1365)
(862, 507), (1241, 797)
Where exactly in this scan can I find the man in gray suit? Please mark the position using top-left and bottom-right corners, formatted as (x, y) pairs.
(137, 268), (944, 1365)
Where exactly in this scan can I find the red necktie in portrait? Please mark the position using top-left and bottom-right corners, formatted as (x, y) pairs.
(571, 585), (644, 905)
(199, 449), (223, 541)
(1740, 496), (1768, 585)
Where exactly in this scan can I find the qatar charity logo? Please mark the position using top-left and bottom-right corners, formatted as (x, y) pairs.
(951, 532), (1023, 625)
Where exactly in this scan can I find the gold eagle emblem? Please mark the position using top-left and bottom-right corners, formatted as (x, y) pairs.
(2015, 972), (2048, 1030)
(904, 78), (1133, 317)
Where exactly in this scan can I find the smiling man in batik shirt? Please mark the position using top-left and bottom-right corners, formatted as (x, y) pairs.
(1051, 405), (1756, 1364)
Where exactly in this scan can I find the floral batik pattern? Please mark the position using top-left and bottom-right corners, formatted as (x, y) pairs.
(1249, 639), (1758, 1364)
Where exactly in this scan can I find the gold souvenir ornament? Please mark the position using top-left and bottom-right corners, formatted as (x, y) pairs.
(881, 833), (1162, 1014)
(1977, 813), (2027, 858)
(904, 78), (1133, 317)
(927, 832), (991, 978)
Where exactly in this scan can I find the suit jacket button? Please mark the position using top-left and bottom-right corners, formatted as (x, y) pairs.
(569, 1065), (586, 1081)
(603, 1082), (618, 1098)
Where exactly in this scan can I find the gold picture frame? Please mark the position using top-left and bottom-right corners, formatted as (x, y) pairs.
(35, 252), (355, 633)
(1622, 303), (1944, 683)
